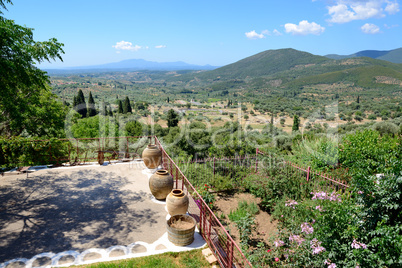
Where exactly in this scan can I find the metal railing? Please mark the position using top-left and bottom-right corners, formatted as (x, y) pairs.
(154, 137), (252, 268)
(256, 148), (349, 191)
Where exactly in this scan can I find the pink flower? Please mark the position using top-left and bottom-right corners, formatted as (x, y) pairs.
(267, 249), (271, 253)
(351, 239), (367, 249)
(328, 264), (337, 268)
(313, 245), (326, 254)
(301, 222), (314, 234)
(289, 235), (305, 245)
(311, 191), (341, 202)
(274, 240), (285, 247)
(275, 257), (280, 262)
(285, 200), (298, 209)
(315, 205), (323, 211)
(311, 238), (325, 254)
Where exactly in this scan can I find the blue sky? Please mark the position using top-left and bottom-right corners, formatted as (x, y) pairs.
(3, 0), (401, 68)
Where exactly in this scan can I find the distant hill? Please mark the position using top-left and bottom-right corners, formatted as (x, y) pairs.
(325, 47), (402, 63)
(196, 48), (330, 80)
(45, 59), (218, 73)
(171, 48), (402, 91)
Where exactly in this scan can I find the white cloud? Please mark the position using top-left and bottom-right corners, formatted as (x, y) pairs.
(273, 29), (283, 36)
(327, 0), (400, 23)
(385, 0), (400, 14)
(113, 41), (142, 51)
(245, 30), (266, 39)
(284, 20), (325, 35)
(361, 23), (381, 33)
(155, 45), (166, 49)
(384, 23), (399, 28)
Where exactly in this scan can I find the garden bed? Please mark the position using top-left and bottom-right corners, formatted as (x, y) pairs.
(213, 192), (278, 249)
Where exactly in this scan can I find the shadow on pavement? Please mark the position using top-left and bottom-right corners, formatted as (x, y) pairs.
(0, 169), (159, 263)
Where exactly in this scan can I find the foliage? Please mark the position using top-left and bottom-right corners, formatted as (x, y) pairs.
(0, 136), (68, 168)
(228, 201), (258, 251)
(292, 115), (300, 132)
(70, 115), (120, 139)
(123, 96), (132, 114)
(0, 1), (65, 137)
(242, 165), (313, 212)
(87, 91), (97, 117)
(339, 129), (401, 174)
(167, 109), (179, 128)
(197, 184), (215, 209)
(118, 100), (123, 114)
(290, 136), (339, 170)
(267, 160), (402, 268)
(125, 120), (143, 136)
(372, 121), (399, 136)
(228, 201), (259, 222)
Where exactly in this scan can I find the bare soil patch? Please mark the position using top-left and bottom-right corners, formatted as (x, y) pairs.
(213, 192), (277, 248)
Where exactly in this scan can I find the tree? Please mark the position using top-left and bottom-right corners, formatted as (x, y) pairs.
(123, 96), (132, 114)
(125, 120), (142, 136)
(167, 109), (179, 128)
(118, 100), (123, 114)
(0, 0), (65, 137)
(292, 114), (300, 132)
(100, 101), (107, 116)
(75, 89), (87, 118)
(87, 91), (97, 117)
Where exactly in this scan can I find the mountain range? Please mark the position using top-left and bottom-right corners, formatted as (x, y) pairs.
(46, 47), (402, 74)
(325, 47), (402, 63)
(172, 47), (402, 92)
(45, 59), (218, 74)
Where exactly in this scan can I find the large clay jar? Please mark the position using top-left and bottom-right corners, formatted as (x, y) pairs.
(167, 189), (189, 216)
(142, 144), (162, 169)
(149, 170), (173, 200)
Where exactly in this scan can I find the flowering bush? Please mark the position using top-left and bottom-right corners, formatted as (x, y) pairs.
(197, 183), (215, 209)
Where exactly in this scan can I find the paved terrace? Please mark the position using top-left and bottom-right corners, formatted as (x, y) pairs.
(0, 161), (205, 268)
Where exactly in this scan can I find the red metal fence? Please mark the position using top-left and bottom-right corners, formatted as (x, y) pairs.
(256, 148), (349, 190)
(154, 137), (252, 268)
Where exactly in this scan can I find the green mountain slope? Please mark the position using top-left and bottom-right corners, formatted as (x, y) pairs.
(196, 48), (330, 80)
(169, 48), (402, 92)
(285, 64), (402, 89)
(377, 48), (402, 63)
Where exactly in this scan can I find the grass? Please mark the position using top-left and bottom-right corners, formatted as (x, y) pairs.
(71, 248), (211, 268)
(228, 200), (259, 222)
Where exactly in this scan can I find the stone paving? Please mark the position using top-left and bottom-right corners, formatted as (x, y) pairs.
(0, 161), (205, 268)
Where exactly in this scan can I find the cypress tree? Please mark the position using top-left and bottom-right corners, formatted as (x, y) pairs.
(108, 106), (113, 116)
(87, 92), (97, 117)
(76, 89), (87, 118)
(123, 96), (132, 114)
(118, 100), (123, 114)
(167, 109), (179, 128)
(292, 114), (300, 132)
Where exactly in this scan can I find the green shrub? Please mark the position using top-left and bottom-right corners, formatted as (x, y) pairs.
(339, 129), (401, 175)
(0, 137), (68, 168)
(372, 121), (399, 136)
